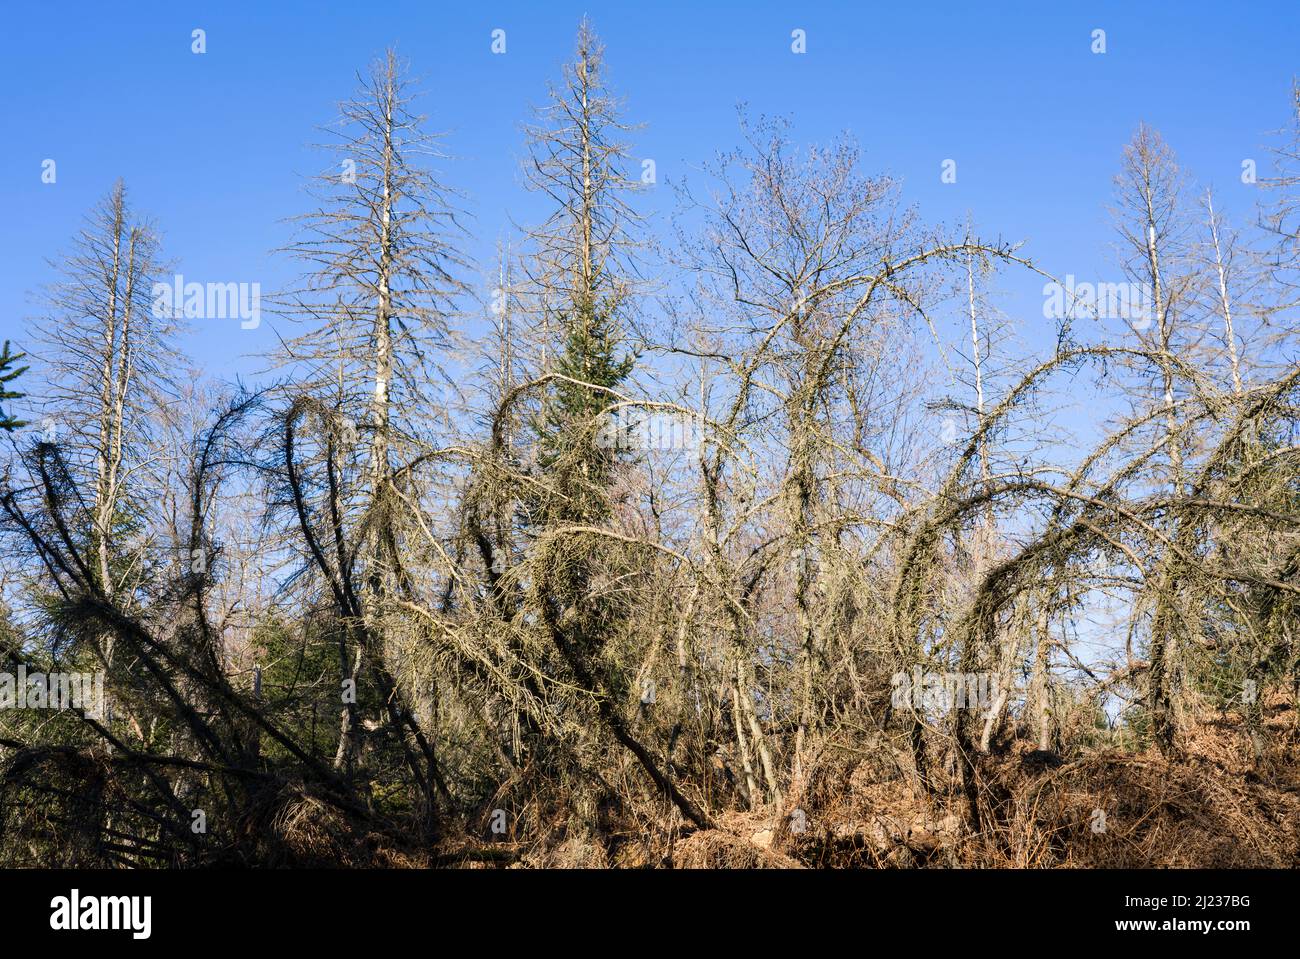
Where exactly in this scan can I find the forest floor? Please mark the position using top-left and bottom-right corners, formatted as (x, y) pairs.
(446, 698), (1300, 869)
(283, 698), (1300, 869)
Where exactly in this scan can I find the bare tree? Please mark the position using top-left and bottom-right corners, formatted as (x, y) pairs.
(30, 180), (177, 608)
(273, 50), (469, 774)
(1111, 125), (1199, 754)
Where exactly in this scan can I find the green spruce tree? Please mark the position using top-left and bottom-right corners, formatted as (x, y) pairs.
(0, 341), (27, 431)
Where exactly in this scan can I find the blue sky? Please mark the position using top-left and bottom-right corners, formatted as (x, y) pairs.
(2, 0), (1298, 383)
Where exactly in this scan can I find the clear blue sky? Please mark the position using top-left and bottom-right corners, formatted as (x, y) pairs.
(2, 0), (1297, 382)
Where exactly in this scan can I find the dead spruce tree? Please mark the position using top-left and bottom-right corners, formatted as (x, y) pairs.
(514, 20), (715, 834)
(273, 50), (468, 784)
